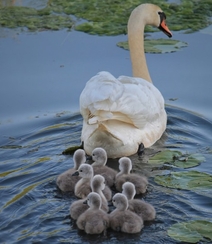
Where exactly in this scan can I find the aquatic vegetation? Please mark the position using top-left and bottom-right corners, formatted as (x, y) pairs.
(149, 150), (205, 168)
(168, 220), (212, 243)
(155, 170), (212, 191)
(0, 6), (73, 31)
(117, 39), (188, 53)
(0, 0), (211, 34)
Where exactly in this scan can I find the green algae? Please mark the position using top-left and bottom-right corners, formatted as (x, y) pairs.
(117, 39), (188, 53)
(1, 0), (212, 35)
(168, 220), (212, 243)
(0, 6), (73, 31)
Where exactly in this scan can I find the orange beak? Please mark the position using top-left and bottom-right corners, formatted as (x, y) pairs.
(159, 19), (172, 38)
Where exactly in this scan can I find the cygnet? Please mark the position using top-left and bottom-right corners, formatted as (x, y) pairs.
(76, 192), (110, 234)
(70, 174), (109, 220)
(56, 149), (86, 192)
(91, 147), (117, 187)
(115, 157), (148, 194)
(72, 164), (112, 200)
(122, 182), (156, 221)
(109, 193), (143, 233)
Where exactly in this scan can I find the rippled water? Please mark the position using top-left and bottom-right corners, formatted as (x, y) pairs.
(0, 105), (212, 243)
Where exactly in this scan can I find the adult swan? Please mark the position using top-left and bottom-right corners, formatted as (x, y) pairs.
(79, 3), (172, 158)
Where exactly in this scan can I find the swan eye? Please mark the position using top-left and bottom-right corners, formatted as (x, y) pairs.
(92, 153), (95, 156)
(158, 11), (166, 20)
(80, 169), (83, 172)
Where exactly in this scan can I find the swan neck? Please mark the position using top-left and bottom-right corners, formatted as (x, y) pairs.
(128, 5), (152, 83)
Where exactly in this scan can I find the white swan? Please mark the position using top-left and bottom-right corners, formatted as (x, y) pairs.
(80, 3), (172, 158)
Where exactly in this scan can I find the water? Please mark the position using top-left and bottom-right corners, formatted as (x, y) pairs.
(0, 105), (212, 243)
(1, 6), (212, 243)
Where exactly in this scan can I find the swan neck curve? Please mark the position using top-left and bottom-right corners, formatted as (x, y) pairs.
(128, 4), (154, 83)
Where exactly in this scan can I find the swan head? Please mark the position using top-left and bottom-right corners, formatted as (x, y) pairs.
(112, 193), (128, 211)
(72, 164), (93, 179)
(128, 3), (172, 38)
(91, 147), (107, 166)
(118, 157), (132, 174)
(73, 149), (86, 169)
(122, 182), (136, 200)
(91, 174), (106, 192)
(84, 192), (102, 209)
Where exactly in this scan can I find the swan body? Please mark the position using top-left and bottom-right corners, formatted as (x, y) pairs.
(76, 192), (110, 234)
(91, 147), (117, 187)
(80, 3), (172, 158)
(122, 182), (156, 221)
(109, 193), (143, 233)
(56, 149), (86, 192)
(115, 157), (148, 194)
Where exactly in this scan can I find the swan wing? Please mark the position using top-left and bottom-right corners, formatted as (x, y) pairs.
(80, 71), (165, 130)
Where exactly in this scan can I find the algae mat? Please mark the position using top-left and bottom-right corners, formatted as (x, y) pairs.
(0, 0), (212, 35)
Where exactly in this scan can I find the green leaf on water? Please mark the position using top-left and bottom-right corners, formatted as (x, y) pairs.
(62, 144), (83, 155)
(149, 150), (204, 168)
(154, 171), (212, 190)
(168, 220), (212, 243)
(117, 39), (188, 53)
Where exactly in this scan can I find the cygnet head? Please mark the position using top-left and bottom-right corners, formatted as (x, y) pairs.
(92, 147), (107, 166)
(122, 182), (136, 200)
(118, 157), (132, 174)
(73, 149), (86, 169)
(112, 193), (128, 211)
(85, 192), (102, 210)
(91, 175), (106, 192)
(73, 164), (93, 179)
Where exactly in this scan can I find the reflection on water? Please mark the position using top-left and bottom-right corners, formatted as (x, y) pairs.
(0, 105), (212, 243)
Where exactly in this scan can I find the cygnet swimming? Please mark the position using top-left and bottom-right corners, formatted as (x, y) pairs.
(122, 182), (156, 221)
(56, 149), (86, 192)
(109, 193), (143, 233)
(70, 174), (109, 220)
(115, 157), (148, 194)
(72, 164), (112, 200)
(91, 147), (117, 187)
(76, 192), (110, 234)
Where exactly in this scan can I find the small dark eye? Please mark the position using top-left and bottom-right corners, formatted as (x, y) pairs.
(92, 153), (95, 156)
(80, 169), (83, 172)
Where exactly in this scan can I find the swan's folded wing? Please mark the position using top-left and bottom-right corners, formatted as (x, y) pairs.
(80, 72), (165, 130)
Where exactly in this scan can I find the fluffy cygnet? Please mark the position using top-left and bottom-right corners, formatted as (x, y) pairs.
(109, 193), (143, 233)
(122, 182), (156, 221)
(70, 174), (109, 220)
(91, 147), (117, 187)
(56, 149), (86, 192)
(76, 192), (110, 234)
(115, 157), (148, 194)
(72, 164), (112, 200)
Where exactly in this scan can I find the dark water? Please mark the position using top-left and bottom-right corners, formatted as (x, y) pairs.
(0, 105), (212, 244)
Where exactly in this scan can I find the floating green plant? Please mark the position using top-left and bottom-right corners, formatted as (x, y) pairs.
(117, 39), (188, 54)
(0, 6), (73, 31)
(0, 0), (212, 34)
(62, 144), (83, 155)
(149, 150), (204, 168)
(155, 171), (212, 190)
(168, 220), (212, 243)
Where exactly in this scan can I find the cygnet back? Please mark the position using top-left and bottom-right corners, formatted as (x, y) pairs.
(122, 182), (156, 221)
(77, 192), (109, 234)
(109, 193), (143, 233)
(92, 147), (117, 187)
(56, 149), (86, 192)
(115, 157), (148, 194)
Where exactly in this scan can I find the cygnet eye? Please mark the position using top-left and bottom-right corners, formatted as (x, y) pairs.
(80, 169), (83, 172)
